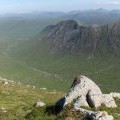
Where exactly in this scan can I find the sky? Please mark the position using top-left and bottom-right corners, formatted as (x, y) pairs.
(0, 0), (120, 14)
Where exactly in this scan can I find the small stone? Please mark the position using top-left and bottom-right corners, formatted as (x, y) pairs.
(32, 86), (36, 89)
(1, 107), (7, 113)
(34, 101), (46, 107)
(40, 88), (47, 90)
(3, 81), (9, 85)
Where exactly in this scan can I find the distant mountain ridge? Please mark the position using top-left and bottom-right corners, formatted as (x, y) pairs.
(1, 9), (120, 25)
(65, 9), (120, 25)
(40, 20), (120, 56)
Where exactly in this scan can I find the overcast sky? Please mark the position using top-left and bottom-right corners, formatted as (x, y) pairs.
(0, 0), (120, 14)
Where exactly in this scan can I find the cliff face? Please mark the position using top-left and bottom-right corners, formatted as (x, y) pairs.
(40, 20), (120, 56)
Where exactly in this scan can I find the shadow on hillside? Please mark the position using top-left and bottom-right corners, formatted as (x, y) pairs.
(45, 97), (66, 115)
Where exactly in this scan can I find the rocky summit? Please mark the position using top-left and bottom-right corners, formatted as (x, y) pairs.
(55, 75), (120, 120)
(40, 20), (120, 56)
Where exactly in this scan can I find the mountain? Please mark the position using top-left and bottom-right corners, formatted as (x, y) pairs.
(1, 9), (120, 42)
(40, 20), (120, 56)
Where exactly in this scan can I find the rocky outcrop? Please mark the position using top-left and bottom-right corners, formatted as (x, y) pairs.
(41, 20), (100, 55)
(40, 20), (120, 56)
(55, 75), (120, 120)
(64, 75), (104, 108)
(76, 108), (114, 120)
(58, 75), (118, 108)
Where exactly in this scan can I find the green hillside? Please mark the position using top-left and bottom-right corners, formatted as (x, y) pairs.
(0, 18), (59, 40)
(0, 18), (69, 91)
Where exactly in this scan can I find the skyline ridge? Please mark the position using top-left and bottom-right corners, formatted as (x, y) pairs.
(1, 0), (120, 14)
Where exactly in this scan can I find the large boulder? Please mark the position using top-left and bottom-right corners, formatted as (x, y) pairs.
(55, 75), (120, 119)
(61, 75), (103, 108)
(56, 75), (118, 109)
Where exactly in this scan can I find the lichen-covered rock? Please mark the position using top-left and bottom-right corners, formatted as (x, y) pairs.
(102, 94), (117, 108)
(74, 107), (114, 120)
(55, 75), (120, 120)
(74, 95), (89, 108)
(83, 111), (114, 120)
(56, 75), (119, 109)
(64, 75), (103, 108)
(110, 92), (120, 99)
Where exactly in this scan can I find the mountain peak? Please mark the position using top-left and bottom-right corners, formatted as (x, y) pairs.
(40, 20), (120, 56)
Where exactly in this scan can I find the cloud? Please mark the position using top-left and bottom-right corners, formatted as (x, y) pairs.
(97, 1), (120, 6)
(106, 1), (120, 5)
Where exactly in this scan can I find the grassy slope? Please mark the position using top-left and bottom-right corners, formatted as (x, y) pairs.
(0, 51), (69, 91)
(0, 19), (59, 40)
(0, 78), (63, 120)
(24, 98), (120, 120)
(0, 79), (120, 120)
(0, 18), (69, 91)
